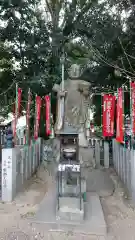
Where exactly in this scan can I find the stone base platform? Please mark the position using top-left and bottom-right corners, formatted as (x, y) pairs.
(32, 188), (107, 236)
(57, 197), (84, 222)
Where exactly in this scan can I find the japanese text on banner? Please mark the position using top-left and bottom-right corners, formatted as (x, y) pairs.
(116, 88), (124, 143)
(131, 82), (135, 135)
(45, 95), (51, 136)
(102, 94), (115, 137)
(34, 96), (41, 140)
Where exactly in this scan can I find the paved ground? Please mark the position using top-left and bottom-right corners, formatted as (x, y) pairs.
(0, 149), (135, 239)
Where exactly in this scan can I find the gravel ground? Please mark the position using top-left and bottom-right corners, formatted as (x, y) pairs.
(101, 168), (135, 240)
(0, 157), (135, 239)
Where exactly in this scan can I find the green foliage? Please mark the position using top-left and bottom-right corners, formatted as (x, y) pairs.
(0, 0), (135, 129)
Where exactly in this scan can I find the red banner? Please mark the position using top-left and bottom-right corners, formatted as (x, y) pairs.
(116, 88), (124, 143)
(45, 95), (51, 135)
(34, 96), (41, 140)
(131, 82), (135, 135)
(17, 88), (22, 117)
(26, 90), (31, 144)
(13, 87), (22, 137)
(102, 94), (115, 137)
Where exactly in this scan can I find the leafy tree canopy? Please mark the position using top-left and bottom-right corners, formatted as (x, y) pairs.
(0, 0), (135, 128)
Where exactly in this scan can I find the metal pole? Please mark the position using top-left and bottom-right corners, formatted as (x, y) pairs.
(61, 52), (65, 91)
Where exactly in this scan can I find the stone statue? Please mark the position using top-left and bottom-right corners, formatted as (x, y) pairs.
(53, 79), (90, 147)
(53, 64), (90, 147)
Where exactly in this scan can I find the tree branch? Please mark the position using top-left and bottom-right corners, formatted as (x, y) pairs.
(86, 40), (135, 78)
(118, 36), (135, 73)
(63, 0), (97, 36)
(44, 0), (53, 18)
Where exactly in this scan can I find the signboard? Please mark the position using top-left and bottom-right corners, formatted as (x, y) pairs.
(58, 164), (80, 172)
(116, 88), (124, 143)
(102, 94), (115, 137)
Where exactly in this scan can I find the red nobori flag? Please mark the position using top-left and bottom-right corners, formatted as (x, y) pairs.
(13, 87), (22, 137)
(131, 82), (135, 135)
(116, 88), (124, 143)
(45, 95), (51, 135)
(102, 94), (115, 137)
(34, 96), (41, 140)
(26, 90), (31, 144)
(17, 88), (22, 117)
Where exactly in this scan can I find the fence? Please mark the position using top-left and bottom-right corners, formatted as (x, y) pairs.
(89, 137), (110, 168)
(1, 138), (41, 202)
(19, 138), (41, 184)
(112, 139), (135, 204)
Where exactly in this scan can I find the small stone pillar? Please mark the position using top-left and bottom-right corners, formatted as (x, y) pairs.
(95, 142), (100, 168)
(2, 148), (18, 202)
(104, 141), (109, 168)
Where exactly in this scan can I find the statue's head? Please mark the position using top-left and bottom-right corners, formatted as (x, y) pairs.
(69, 64), (80, 79)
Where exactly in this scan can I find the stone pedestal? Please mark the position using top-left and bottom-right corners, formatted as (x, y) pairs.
(57, 197), (84, 222)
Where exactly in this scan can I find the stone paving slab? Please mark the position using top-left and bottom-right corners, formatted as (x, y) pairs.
(32, 187), (107, 236)
(86, 169), (114, 197)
